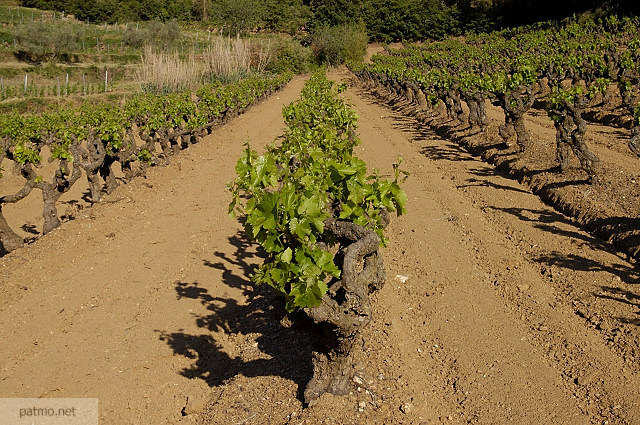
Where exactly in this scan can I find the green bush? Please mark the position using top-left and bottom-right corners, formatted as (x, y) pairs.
(261, 0), (310, 35)
(209, 0), (263, 35)
(13, 22), (80, 63)
(266, 37), (314, 74)
(311, 23), (368, 66)
(122, 19), (181, 49)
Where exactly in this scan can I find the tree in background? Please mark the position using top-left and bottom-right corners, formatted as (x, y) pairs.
(22, 0), (196, 23)
(20, 0), (640, 40)
(122, 19), (181, 49)
(361, 0), (413, 42)
(311, 22), (368, 65)
(308, 0), (363, 29)
(13, 20), (80, 62)
(361, 0), (458, 42)
(261, 0), (311, 35)
(209, 0), (263, 34)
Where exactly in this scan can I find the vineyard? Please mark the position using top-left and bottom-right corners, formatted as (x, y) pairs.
(350, 15), (640, 262)
(0, 72), (291, 253)
(1, 8), (640, 425)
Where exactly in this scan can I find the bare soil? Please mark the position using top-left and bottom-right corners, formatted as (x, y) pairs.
(0, 65), (639, 425)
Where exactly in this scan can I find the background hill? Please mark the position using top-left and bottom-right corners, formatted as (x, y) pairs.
(17, 0), (640, 40)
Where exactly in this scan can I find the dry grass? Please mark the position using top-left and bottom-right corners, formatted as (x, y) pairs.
(136, 35), (273, 94)
(136, 44), (201, 94)
(203, 35), (251, 77)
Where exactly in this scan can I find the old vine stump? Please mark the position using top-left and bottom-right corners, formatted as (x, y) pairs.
(301, 215), (388, 406)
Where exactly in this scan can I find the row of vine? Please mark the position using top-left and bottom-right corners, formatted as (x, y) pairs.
(0, 73), (292, 253)
(350, 15), (640, 183)
(228, 69), (407, 405)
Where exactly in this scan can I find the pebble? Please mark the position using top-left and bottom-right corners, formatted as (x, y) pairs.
(395, 274), (409, 283)
(400, 403), (413, 414)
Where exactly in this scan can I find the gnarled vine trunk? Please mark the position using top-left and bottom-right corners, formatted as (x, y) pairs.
(302, 216), (388, 406)
(0, 163), (38, 253)
(462, 92), (488, 131)
(498, 87), (536, 152)
(36, 158), (83, 234)
(628, 125), (640, 157)
(443, 89), (464, 121)
(71, 133), (107, 203)
(553, 101), (599, 182)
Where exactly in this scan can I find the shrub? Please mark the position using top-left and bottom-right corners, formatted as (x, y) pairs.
(13, 22), (80, 63)
(136, 35), (270, 93)
(210, 0), (263, 35)
(201, 35), (252, 79)
(266, 37), (314, 74)
(123, 19), (181, 50)
(311, 23), (368, 66)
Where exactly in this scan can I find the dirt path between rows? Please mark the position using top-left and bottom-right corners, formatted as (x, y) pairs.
(1, 67), (639, 425)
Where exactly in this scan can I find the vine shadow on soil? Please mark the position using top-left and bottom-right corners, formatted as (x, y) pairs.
(157, 230), (315, 402)
(534, 250), (640, 284)
(534, 251), (640, 326)
(493, 206), (611, 251)
(595, 286), (640, 326)
(455, 165), (532, 194)
(495, 207), (640, 324)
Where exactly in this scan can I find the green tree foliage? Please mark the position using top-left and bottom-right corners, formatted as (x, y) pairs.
(311, 23), (368, 66)
(23, 0), (196, 23)
(13, 21), (80, 62)
(21, 0), (638, 41)
(261, 0), (310, 34)
(456, 0), (639, 30)
(308, 0), (362, 28)
(361, 0), (457, 42)
(208, 0), (262, 34)
(122, 19), (181, 49)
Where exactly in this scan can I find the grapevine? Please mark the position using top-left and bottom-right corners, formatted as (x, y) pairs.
(349, 15), (640, 181)
(229, 69), (407, 404)
(0, 73), (292, 253)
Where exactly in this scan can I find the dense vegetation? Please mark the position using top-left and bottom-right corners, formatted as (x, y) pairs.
(21, 0), (310, 33)
(0, 72), (291, 252)
(350, 15), (640, 183)
(22, 0), (640, 40)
